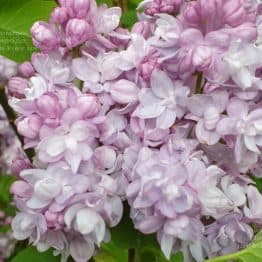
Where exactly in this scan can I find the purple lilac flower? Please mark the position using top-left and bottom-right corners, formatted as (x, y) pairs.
(6, 0), (262, 261)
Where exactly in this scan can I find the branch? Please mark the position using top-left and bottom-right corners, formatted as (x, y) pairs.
(0, 86), (34, 162)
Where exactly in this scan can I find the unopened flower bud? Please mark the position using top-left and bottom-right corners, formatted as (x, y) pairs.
(36, 92), (62, 119)
(51, 7), (69, 24)
(65, 18), (94, 48)
(110, 80), (139, 104)
(10, 181), (33, 198)
(11, 157), (32, 177)
(132, 21), (151, 39)
(77, 94), (101, 118)
(223, 0), (245, 27)
(31, 21), (60, 51)
(8, 77), (27, 98)
(17, 114), (42, 139)
(67, 0), (91, 18)
(18, 62), (35, 78)
(182, 1), (201, 25)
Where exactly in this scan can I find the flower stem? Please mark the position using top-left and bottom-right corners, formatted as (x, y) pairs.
(0, 86), (34, 162)
(195, 72), (203, 94)
(128, 248), (136, 262)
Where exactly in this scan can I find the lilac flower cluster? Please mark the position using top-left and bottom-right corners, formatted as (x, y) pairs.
(7, 0), (262, 261)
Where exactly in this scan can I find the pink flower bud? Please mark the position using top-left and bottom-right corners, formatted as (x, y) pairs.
(51, 7), (69, 24)
(110, 80), (139, 104)
(65, 0), (92, 18)
(36, 92), (62, 119)
(8, 77), (27, 98)
(182, 1), (201, 25)
(132, 21), (151, 39)
(76, 94), (101, 118)
(17, 114), (42, 139)
(145, 0), (182, 16)
(31, 21), (60, 51)
(145, 4), (158, 16)
(65, 18), (94, 48)
(11, 157), (32, 177)
(139, 51), (160, 81)
(18, 62), (35, 78)
(223, 0), (245, 27)
(10, 181), (33, 198)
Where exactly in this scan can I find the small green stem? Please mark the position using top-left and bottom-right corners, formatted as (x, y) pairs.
(0, 86), (34, 162)
(195, 72), (203, 94)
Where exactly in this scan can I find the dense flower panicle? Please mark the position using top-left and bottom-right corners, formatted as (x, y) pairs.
(7, 0), (262, 261)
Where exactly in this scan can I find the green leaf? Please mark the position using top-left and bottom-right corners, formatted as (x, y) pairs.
(205, 231), (262, 262)
(121, 10), (137, 28)
(0, 174), (15, 202)
(252, 177), (262, 192)
(95, 242), (128, 262)
(111, 204), (139, 249)
(11, 246), (60, 262)
(110, 204), (183, 262)
(96, 0), (113, 6)
(0, 0), (56, 62)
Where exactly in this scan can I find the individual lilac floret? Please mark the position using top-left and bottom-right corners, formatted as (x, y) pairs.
(221, 42), (262, 90)
(203, 213), (253, 258)
(31, 22), (61, 52)
(186, 91), (228, 145)
(217, 98), (262, 162)
(133, 70), (189, 129)
(65, 19), (94, 49)
(37, 120), (99, 173)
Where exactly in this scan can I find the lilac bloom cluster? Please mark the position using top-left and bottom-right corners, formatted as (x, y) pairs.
(7, 0), (262, 261)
